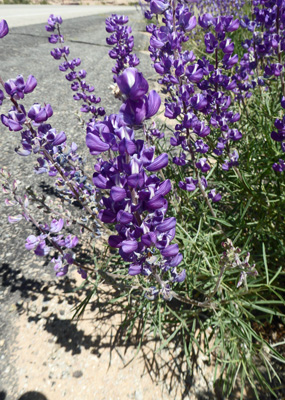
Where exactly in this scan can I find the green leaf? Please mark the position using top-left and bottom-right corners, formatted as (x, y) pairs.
(262, 243), (269, 285)
(207, 216), (233, 227)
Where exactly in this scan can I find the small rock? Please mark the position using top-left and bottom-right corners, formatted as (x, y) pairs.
(73, 370), (83, 378)
(9, 304), (17, 312)
(135, 390), (143, 400)
(29, 304), (37, 313)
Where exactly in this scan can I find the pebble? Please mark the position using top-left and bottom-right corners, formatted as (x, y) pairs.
(73, 370), (83, 378)
(135, 390), (144, 400)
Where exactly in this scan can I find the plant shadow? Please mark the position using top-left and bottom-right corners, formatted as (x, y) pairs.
(0, 249), (276, 400)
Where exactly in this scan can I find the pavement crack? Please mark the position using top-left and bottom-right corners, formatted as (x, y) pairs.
(10, 32), (109, 48)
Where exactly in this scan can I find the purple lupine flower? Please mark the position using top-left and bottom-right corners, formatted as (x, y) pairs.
(28, 103), (53, 123)
(50, 218), (64, 233)
(0, 19), (9, 38)
(208, 189), (222, 202)
(25, 235), (40, 250)
(4, 75), (37, 100)
(272, 159), (285, 172)
(116, 68), (149, 100)
(45, 14), (62, 32)
(229, 129), (242, 141)
(198, 13), (215, 29)
(179, 177), (197, 192)
(220, 38), (235, 54)
(171, 268), (186, 283)
(196, 157), (211, 173)
(145, 90), (161, 118)
(194, 139), (209, 154)
(222, 150), (239, 170)
(34, 238), (50, 256)
(179, 13), (197, 32)
(64, 235), (79, 248)
(1, 105), (26, 131)
(271, 112), (285, 157)
(186, 64), (204, 83)
(150, 0), (169, 14)
(51, 256), (69, 277)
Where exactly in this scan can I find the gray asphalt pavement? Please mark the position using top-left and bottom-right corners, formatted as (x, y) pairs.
(0, 4), (136, 27)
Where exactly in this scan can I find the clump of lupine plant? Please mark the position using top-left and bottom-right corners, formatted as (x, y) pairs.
(1, 5), (285, 400)
(0, 15), (186, 300)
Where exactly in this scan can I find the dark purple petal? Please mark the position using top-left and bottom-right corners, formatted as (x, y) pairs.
(93, 174), (108, 189)
(141, 232), (157, 246)
(34, 241), (50, 256)
(169, 253), (183, 267)
(6, 118), (23, 131)
(161, 243), (179, 257)
(86, 133), (110, 154)
(271, 131), (283, 142)
(46, 104), (53, 118)
(117, 210), (133, 224)
(56, 265), (68, 277)
(156, 179), (171, 196)
(110, 186), (126, 202)
(128, 263), (142, 276)
(227, 18), (239, 32)
(146, 153), (168, 172)
(150, 0), (168, 14)
(147, 195), (165, 210)
(146, 90), (161, 118)
(121, 240), (138, 253)
(98, 209), (116, 223)
(127, 173), (145, 188)
(24, 75), (37, 94)
(109, 235), (122, 248)
(53, 131), (66, 146)
(156, 217), (176, 233)
(116, 68), (149, 101)
(129, 72), (149, 100)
